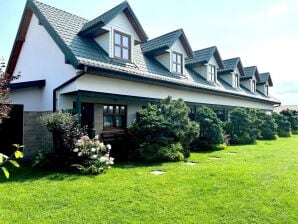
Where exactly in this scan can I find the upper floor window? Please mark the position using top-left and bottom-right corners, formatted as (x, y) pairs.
(114, 30), (131, 61)
(209, 65), (216, 82)
(265, 84), (269, 96)
(234, 73), (239, 88)
(252, 80), (256, 92)
(172, 52), (183, 74)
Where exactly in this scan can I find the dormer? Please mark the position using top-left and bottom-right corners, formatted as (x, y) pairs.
(241, 66), (260, 93)
(141, 29), (193, 75)
(257, 72), (273, 96)
(78, 1), (148, 62)
(185, 46), (224, 82)
(218, 57), (245, 88)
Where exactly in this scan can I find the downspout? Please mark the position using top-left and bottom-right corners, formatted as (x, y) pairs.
(52, 69), (86, 112)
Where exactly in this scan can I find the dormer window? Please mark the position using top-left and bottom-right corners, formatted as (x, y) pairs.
(265, 84), (269, 96)
(252, 80), (256, 92)
(234, 73), (239, 88)
(172, 52), (183, 74)
(209, 65), (216, 82)
(114, 30), (131, 61)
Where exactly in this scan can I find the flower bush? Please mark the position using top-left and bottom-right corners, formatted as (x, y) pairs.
(72, 135), (114, 174)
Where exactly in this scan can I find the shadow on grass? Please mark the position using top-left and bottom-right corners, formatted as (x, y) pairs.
(0, 164), (95, 183)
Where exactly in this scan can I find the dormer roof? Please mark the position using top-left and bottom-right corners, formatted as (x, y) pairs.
(242, 66), (260, 82)
(185, 46), (224, 69)
(218, 57), (245, 76)
(79, 1), (148, 41)
(141, 29), (193, 58)
(258, 72), (273, 86)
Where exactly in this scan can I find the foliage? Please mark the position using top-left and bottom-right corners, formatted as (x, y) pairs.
(280, 109), (298, 134)
(0, 59), (20, 122)
(0, 144), (23, 179)
(192, 106), (224, 150)
(71, 135), (114, 174)
(129, 96), (199, 162)
(273, 112), (292, 137)
(225, 108), (258, 144)
(259, 114), (278, 140)
(39, 112), (85, 169)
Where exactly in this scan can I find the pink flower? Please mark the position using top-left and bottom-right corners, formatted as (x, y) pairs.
(81, 135), (89, 140)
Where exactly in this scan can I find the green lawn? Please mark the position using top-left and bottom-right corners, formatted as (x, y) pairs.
(1, 136), (297, 224)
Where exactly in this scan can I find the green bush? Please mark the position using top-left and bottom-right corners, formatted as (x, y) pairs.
(273, 113), (292, 137)
(39, 112), (84, 170)
(280, 109), (298, 134)
(225, 108), (258, 144)
(129, 96), (199, 162)
(259, 114), (278, 140)
(191, 106), (224, 150)
(139, 142), (184, 162)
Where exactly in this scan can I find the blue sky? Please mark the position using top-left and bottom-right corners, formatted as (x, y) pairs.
(1, 0), (298, 104)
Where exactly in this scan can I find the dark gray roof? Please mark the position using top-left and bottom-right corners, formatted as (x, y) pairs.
(7, 0), (279, 105)
(218, 57), (245, 76)
(242, 66), (260, 82)
(258, 73), (273, 86)
(185, 46), (224, 68)
(141, 29), (193, 58)
(79, 1), (148, 41)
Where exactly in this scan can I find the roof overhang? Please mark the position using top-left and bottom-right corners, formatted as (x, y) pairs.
(9, 79), (46, 90)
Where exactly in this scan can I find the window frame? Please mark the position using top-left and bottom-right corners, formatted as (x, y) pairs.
(103, 104), (127, 129)
(209, 64), (217, 82)
(265, 84), (269, 96)
(172, 51), (183, 74)
(113, 30), (131, 61)
(234, 73), (239, 88)
(252, 79), (256, 92)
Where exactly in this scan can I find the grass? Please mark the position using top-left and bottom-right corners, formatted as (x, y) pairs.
(1, 136), (298, 224)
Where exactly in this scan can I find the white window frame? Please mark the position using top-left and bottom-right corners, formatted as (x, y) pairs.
(265, 84), (269, 96)
(234, 73), (239, 88)
(209, 64), (217, 82)
(172, 51), (183, 74)
(251, 79), (256, 92)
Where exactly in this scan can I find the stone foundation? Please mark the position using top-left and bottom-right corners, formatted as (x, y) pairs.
(23, 111), (52, 158)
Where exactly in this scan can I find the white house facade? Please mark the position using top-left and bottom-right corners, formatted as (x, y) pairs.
(5, 0), (280, 156)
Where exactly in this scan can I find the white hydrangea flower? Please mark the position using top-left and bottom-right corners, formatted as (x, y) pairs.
(106, 144), (112, 150)
(73, 148), (79, 152)
(91, 154), (98, 159)
(91, 148), (96, 152)
(99, 156), (106, 163)
(78, 152), (83, 157)
(94, 135), (99, 140)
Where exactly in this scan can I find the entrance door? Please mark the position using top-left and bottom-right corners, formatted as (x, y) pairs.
(0, 104), (23, 154)
(81, 103), (94, 137)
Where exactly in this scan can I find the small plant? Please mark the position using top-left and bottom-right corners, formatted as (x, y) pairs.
(0, 144), (24, 179)
(72, 135), (114, 174)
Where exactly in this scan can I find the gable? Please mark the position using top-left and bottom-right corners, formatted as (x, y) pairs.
(208, 55), (219, 68)
(171, 39), (187, 56)
(103, 12), (141, 42)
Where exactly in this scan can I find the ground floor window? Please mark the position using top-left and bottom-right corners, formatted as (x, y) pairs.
(103, 105), (127, 128)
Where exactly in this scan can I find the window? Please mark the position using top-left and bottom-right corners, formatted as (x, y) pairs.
(265, 84), (269, 96)
(114, 30), (131, 61)
(103, 105), (127, 128)
(172, 52), (183, 74)
(209, 65), (216, 81)
(234, 73), (239, 88)
(252, 80), (256, 92)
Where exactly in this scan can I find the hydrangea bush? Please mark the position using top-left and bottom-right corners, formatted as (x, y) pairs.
(72, 135), (114, 174)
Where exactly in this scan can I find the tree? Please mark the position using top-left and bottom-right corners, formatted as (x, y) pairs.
(273, 112), (291, 137)
(280, 109), (298, 134)
(192, 106), (224, 150)
(0, 58), (19, 122)
(129, 96), (199, 162)
(259, 114), (278, 140)
(225, 108), (258, 144)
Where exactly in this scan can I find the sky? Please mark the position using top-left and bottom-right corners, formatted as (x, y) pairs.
(1, 0), (298, 105)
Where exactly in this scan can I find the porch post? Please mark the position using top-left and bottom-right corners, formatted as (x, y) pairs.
(76, 91), (82, 125)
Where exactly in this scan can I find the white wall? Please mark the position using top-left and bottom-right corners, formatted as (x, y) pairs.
(11, 14), (77, 111)
(257, 83), (266, 95)
(67, 74), (275, 111)
(221, 73), (234, 87)
(241, 79), (251, 91)
(94, 32), (110, 54)
(10, 87), (43, 111)
(193, 66), (208, 80)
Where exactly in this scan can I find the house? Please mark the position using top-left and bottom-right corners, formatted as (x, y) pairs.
(274, 105), (298, 113)
(5, 0), (280, 156)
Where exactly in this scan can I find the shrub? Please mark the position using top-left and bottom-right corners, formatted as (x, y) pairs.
(72, 135), (114, 174)
(280, 109), (298, 134)
(259, 114), (278, 140)
(39, 112), (85, 169)
(139, 142), (184, 162)
(192, 106), (224, 150)
(129, 96), (199, 162)
(273, 113), (291, 137)
(0, 144), (23, 179)
(225, 108), (258, 144)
